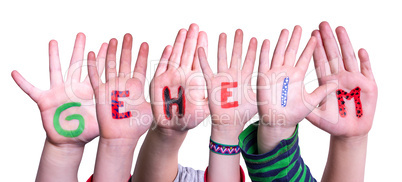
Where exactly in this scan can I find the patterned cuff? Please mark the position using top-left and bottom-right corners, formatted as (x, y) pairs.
(203, 165), (246, 182)
(209, 138), (241, 155)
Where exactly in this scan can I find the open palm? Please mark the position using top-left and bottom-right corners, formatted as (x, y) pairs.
(88, 34), (152, 140)
(12, 33), (104, 146)
(257, 26), (337, 128)
(198, 29), (258, 127)
(306, 22), (378, 137)
(150, 24), (209, 131)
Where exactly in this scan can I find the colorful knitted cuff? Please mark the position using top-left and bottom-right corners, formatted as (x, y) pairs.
(209, 138), (241, 155)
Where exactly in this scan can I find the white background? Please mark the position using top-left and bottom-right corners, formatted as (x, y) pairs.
(1, 0), (401, 181)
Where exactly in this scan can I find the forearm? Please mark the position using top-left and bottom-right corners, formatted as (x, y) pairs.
(36, 139), (84, 182)
(208, 125), (242, 182)
(93, 138), (137, 182)
(132, 126), (187, 182)
(321, 135), (368, 182)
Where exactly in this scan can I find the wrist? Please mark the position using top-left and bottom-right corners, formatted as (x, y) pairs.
(331, 134), (368, 148)
(211, 125), (242, 145)
(151, 122), (189, 138)
(45, 138), (85, 152)
(98, 137), (138, 152)
(258, 124), (296, 140)
(257, 124), (296, 154)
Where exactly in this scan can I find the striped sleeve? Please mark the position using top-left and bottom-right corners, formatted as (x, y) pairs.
(238, 121), (316, 182)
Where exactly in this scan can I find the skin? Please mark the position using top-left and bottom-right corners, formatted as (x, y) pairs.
(87, 34), (152, 182)
(306, 21), (378, 182)
(256, 26), (338, 154)
(133, 23), (209, 182)
(198, 29), (258, 181)
(11, 33), (106, 182)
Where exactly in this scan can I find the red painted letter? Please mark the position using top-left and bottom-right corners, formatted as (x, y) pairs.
(336, 87), (363, 118)
(221, 82), (239, 108)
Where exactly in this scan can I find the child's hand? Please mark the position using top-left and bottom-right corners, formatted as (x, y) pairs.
(12, 33), (105, 147)
(257, 26), (337, 128)
(308, 22), (377, 182)
(150, 24), (209, 132)
(256, 26), (337, 153)
(87, 33), (152, 141)
(306, 22), (378, 138)
(198, 29), (257, 132)
(198, 30), (258, 182)
(88, 34), (152, 182)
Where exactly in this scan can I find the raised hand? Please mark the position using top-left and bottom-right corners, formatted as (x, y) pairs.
(307, 22), (378, 182)
(87, 34), (152, 182)
(198, 29), (258, 131)
(256, 26), (337, 153)
(12, 33), (104, 147)
(88, 33), (152, 140)
(12, 33), (106, 182)
(307, 22), (377, 137)
(150, 23), (209, 132)
(133, 24), (209, 182)
(198, 29), (258, 181)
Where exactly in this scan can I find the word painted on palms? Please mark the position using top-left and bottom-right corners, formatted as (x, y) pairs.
(163, 86), (185, 120)
(336, 87), (363, 118)
(221, 82), (239, 108)
(111, 90), (132, 119)
(53, 102), (85, 138)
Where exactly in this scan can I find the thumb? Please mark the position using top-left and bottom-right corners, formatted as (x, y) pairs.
(306, 82), (338, 107)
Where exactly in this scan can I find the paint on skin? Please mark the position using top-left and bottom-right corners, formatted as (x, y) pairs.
(111, 90), (132, 119)
(336, 87), (363, 118)
(221, 82), (239, 109)
(53, 102), (85, 138)
(163, 86), (185, 120)
(281, 77), (289, 107)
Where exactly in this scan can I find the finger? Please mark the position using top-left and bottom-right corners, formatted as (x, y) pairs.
(48, 40), (63, 87)
(198, 47), (214, 79)
(217, 33), (228, 72)
(335, 26), (359, 72)
(283, 26), (302, 67)
(295, 36), (317, 74)
(154, 45), (173, 77)
(319, 21), (345, 73)
(358, 48), (375, 80)
(258, 39), (270, 74)
(312, 30), (331, 79)
(105, 38), (118, 82)
(271, 29), (289, 68)
(192, 31), (208, 71)
(242, 37), (258, 76)
(11, 70), (41, 101)
(87, 51), (101, 90)
(84, 43), (108, 84)
(180, 24), (199, 70)
(305, 82), (338, 107)
(168, 29), (187, 70)
(67, 33), (86, 82)
(133, 42), (149, 83)
(229, 29), (243, 69)
(118, 33), (133, 78)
